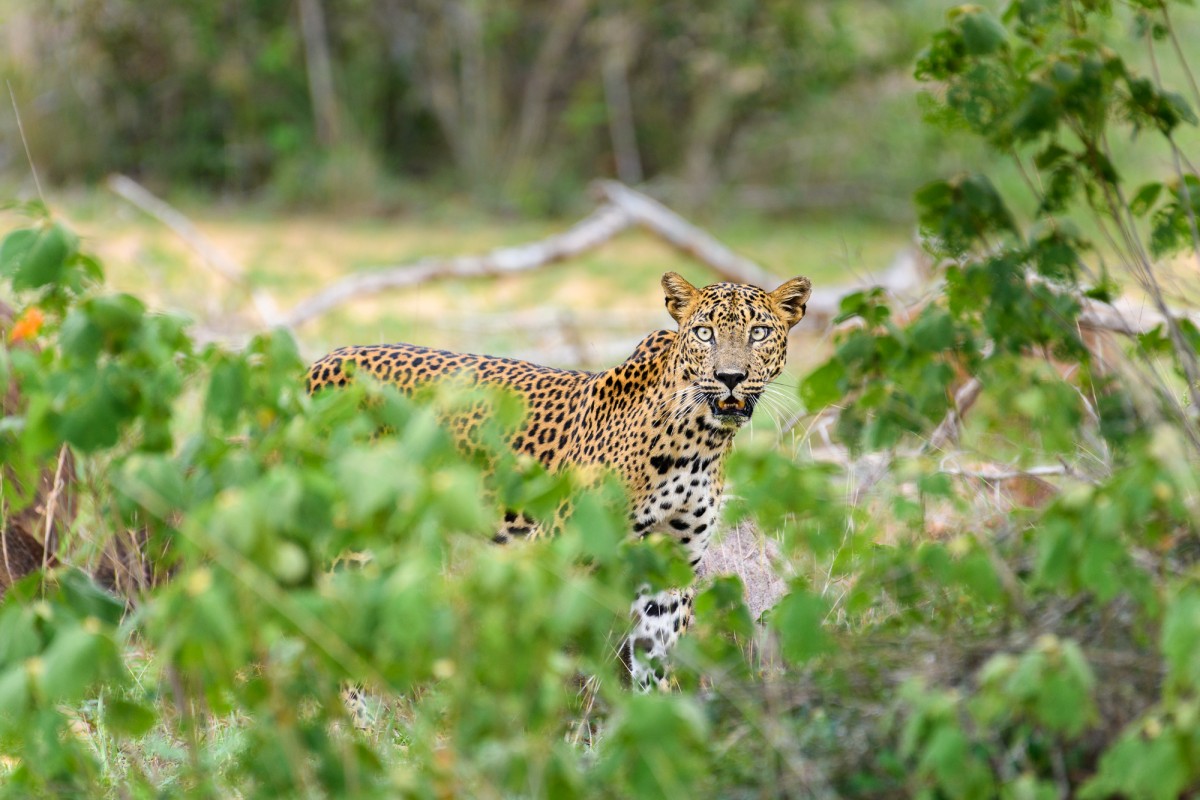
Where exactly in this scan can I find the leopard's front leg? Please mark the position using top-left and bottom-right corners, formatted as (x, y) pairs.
(622, 586), (695, 691)
(621, 494), (717, 690)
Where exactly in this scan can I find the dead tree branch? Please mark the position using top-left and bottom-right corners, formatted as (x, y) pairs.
(278, 183), (931, 332)
(939, 464), (1071, 481)
(1078, 294), (1200, 335)
(106, 174), (283, 328)
(591, 180), (779, 286)
(282, 203), (634, 328)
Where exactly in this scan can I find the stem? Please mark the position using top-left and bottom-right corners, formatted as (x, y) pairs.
(1145, 17), (1200, 262)
(1162, 2), (1200, 112)
(1096, 137), (1200, 446)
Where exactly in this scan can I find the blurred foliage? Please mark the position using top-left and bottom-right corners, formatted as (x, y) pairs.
(793, 0), (1200, 795)
(0, 0), (937, 213)
(0, 200), (753, 797)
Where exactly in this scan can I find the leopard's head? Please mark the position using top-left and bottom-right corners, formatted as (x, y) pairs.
(662, 272), (812, 428)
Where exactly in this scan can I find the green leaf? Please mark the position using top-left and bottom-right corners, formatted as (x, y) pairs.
(801, 358), (846, 410)
(58, 569), (124, 626)
(0, 666), (31, 725)
(39, 624), (108, 703)
(58, 309), (103, 361)
(955, 550), (1003, 605)
(1130, 182), (1163, 217)
(0, 605), (41, 666)
(694, 576), (753, 639)
(0, 229), (37, 278)
(1033, 143), (1070, 170)
(103, 698), (157, 737)
(116, 455), (188, 520)
(958, 9), (1008, 55)
(55, 373), (123, 452)
(1150, 176), (1200, 257)
(10, 222), (76, 291)
(918, 725), (996, 799)
(771, 585), (831, 664)
(917, 472), (954, 498)
(85, 294), (146, 343)
(601, 694), (709, 799)
(910, 308), (956, 351)
(1081, 734), (1189, 800)
(1163, 588), (1200, 690)
(834, 287), (890, 326)
(334, 444), (415, 522)
(1009, 82), (1059, 141)
(567, 486), (624, 567)
(917, 173), (1017, 255)
(206, 357), (249, 429)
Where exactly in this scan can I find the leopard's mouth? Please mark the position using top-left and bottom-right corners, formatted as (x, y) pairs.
(707, 394), (754, 423)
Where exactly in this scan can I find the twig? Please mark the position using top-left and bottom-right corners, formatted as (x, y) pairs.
(282, 203), (634, 328)
(939, 464), (1071, 481)
(40, 446), (70, 573)
(7, 80), (44, 205)
(927, 377), (984, 453)
(106, 174), (283, 328)
(1, 479), (13, 588)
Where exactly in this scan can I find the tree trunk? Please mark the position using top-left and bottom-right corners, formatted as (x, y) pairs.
(297, 0), (343, 149)
(600, 15), (643, 185)
(508, 0), (593, 170)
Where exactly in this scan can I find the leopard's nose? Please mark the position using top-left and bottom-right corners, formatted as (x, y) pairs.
(715, 369), (747, 391)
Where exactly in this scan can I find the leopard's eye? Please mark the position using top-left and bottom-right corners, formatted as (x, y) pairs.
(694, 326), (714, 342)
(750, 326), (771, 342)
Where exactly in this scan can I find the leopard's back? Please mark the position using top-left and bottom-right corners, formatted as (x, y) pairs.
(307, 342), (599, 467)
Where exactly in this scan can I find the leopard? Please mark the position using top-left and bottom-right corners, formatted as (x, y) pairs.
(306, 271), (812, 690)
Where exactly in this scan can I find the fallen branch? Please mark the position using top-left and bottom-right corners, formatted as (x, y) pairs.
(592, 180), (778, 286)
(1078, 294), (1200, 335)
(282, 203), (634, 329)
(279, 182), (932, 334)
(106, 174), (283, 328)
(939, 464), (1072, 481)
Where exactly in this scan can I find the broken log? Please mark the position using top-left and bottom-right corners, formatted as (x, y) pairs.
(282, 203), (635, 328)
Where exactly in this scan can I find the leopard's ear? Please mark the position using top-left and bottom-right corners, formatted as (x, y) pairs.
(661, 272), (699, 324)
(769, 276), (813, 329)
